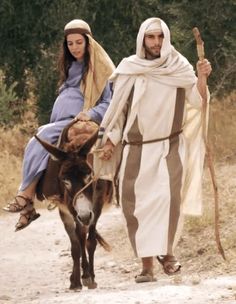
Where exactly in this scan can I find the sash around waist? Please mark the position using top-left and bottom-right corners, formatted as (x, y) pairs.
(122, 129), (183, 146)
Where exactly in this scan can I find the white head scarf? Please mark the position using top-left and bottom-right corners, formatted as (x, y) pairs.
(136, 17), (172, 60)
(110, 17), (197, 89)
(145, 19), (162, 33)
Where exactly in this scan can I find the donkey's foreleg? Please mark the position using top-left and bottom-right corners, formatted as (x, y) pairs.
(59, 208), (82, 290)
(85, 197), (105, 288)
(83, 179), (110, 288)
(75, 224), (92, 288)
(85, 224), (98, 289)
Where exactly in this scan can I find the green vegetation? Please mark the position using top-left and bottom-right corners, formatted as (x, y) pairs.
(0, 70), (24, 126)
(0, 0), (235, 125)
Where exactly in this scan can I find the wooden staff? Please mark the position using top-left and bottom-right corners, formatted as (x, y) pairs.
(192, 27), (226, 260)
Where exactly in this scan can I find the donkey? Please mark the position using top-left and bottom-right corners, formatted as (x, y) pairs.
(35, 121), (113, 290)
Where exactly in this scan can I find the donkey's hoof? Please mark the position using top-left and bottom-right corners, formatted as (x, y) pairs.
(69, 283), (82, 290)
(82, 276), (97, 289)
(82, 276), (93, 287)
(88, 281), (97, 289)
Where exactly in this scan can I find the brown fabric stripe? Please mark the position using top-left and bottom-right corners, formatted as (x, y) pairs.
(166, 88), (185, 254)
(171, 88), (185, 133)
(121, 117), (142, 256)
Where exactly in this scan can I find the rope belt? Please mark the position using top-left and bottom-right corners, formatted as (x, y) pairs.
(122, 129), (183, 146)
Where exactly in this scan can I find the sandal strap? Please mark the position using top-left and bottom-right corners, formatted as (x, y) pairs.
(15, 195), (33, 205)
(15, 206), (40, 231)
(20, 204), (34, 215)
(157, 255), (178, 263)
(3, 195), (33, 212)
(157, 255), (181, 275)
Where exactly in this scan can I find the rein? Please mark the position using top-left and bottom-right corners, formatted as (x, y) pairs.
(72, 157), (102, 202)
(73, 175), (95, 198)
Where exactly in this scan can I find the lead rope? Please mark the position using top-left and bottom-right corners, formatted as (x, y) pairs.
(73, 151), (104, 199)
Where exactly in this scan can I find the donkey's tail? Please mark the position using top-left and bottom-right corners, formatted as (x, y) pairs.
(95, 230), (111, 252)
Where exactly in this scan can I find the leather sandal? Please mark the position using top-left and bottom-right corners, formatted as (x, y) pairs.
(15, 202), (40, 231)
(156, 255), (181, 276)
(135, 270), (157, 283)
(3, 195), (32, 213)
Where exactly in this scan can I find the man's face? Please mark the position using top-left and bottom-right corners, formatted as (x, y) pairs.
(143, 31), (164, 60)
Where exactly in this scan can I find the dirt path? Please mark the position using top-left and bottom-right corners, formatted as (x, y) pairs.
(0, 205), (235, 304)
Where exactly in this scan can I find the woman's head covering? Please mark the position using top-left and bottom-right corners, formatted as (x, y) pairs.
(64, 19), (115, 110)
(64, 19), (92, 36)
(136, 17), (172, 60)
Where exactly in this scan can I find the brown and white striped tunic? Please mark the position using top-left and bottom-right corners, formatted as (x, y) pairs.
(117, 80), (202, 257)
(95, 17), (208, 258)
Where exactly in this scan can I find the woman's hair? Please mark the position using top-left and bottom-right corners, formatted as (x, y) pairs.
(57, 33), (90, 88)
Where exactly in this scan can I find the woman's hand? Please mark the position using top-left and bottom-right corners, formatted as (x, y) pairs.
(74, 111), (91, 121)
(99, 139), (115, 160)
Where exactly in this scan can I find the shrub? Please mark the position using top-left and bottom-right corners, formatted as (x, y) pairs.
(0, 71), (24, 126)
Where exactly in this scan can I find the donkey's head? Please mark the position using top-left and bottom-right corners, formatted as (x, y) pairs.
(35, 129), (98, 226)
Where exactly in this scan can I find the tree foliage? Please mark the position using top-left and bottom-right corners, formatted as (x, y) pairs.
(162, 0), (236, 97)
(0, 0), (235, 125)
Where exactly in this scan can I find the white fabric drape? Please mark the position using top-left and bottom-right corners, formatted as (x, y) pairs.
(94, 17), (210, 216)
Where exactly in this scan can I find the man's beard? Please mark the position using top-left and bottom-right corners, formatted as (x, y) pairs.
(144, 45), (161, 60)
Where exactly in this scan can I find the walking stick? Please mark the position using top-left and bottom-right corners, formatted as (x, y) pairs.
(192, 27), (226, 260)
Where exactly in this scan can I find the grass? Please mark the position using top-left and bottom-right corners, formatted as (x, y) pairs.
(0, 109), (38, 212)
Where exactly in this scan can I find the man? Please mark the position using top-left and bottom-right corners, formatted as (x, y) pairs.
(95, 17), (212, 282)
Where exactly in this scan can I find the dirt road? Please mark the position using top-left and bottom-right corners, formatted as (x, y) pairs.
(0, 205), (235, 304)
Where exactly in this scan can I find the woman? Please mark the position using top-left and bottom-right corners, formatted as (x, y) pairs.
(3, 19), (115, 231)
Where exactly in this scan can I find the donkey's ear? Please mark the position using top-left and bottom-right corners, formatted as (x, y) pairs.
(79, 130), (98, 156)
(35, 135), (67, 161)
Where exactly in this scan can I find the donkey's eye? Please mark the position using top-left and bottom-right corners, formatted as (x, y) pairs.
(63, 179), (72, 190)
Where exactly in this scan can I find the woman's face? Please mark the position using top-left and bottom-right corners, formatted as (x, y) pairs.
(66, 33), (86, 61)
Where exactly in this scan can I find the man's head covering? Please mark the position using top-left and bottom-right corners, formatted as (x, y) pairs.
(144, 19), (162, 34)
(63, 19), (115, 110)
(109, 16), (197, 91)
(136, 17), (171, 60)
